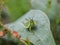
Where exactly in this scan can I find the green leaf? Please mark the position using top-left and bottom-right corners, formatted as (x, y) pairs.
(5, 10), (56, 45)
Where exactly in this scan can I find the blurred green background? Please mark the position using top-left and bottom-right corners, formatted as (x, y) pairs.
(0, 0), (60, 45)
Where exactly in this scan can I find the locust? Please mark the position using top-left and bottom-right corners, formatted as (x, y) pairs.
(23, 18), (36, 32)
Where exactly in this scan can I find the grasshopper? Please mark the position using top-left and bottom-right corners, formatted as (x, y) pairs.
(23, 18), (36, 32)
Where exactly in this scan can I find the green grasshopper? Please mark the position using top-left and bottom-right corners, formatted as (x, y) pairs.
(23, 18), (36, 32)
